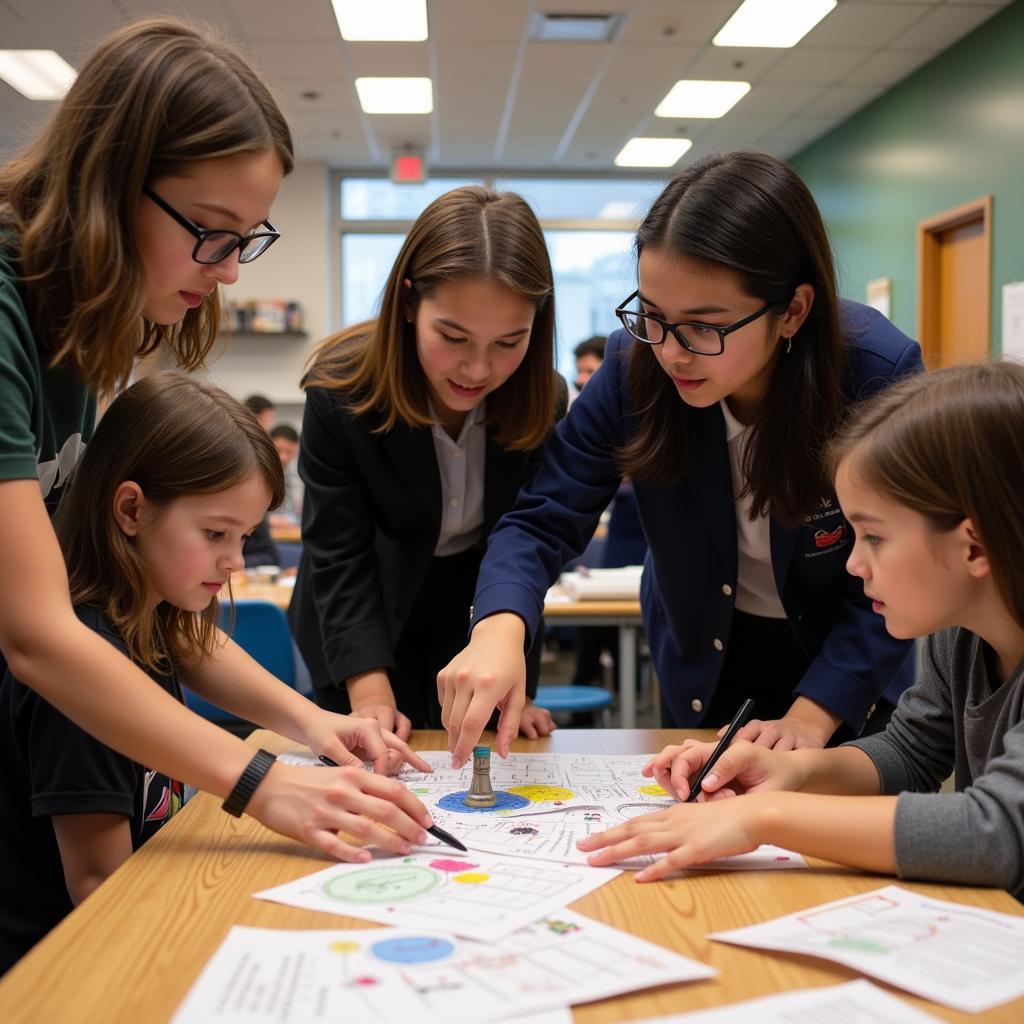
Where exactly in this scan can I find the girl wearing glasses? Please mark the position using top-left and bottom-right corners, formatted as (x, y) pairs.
(0, 18), (432, 865)
(440, 151), (923, 766)
(289, 186), (561, 740)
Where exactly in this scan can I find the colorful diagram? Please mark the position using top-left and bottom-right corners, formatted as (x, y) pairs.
(505, 784), (574, 802)
(437, 790), (530, 814)
(636, 783), (669, 797)
(370, 936), (456, 964)
(322, 865), (443, 904)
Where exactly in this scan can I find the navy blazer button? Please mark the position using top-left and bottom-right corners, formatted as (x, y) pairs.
(691, 698), (703, 713)
(713, 638), (724, 652)
(722, 584), (733, 596)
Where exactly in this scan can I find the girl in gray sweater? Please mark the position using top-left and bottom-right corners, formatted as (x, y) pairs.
(579, 362), (1024, 894)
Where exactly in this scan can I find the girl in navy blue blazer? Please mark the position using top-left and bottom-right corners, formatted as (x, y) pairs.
(439, 152), (922, 766)
(290, 187), (562, 739)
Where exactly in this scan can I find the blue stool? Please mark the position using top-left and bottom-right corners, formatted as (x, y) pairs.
(533, 685), (612, 727)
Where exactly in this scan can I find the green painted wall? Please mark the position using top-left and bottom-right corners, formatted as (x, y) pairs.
(792, 1), (1024, 352)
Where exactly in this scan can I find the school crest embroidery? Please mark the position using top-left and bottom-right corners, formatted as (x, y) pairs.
(814, 524), (845, 549)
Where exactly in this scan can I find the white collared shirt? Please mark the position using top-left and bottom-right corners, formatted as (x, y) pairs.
(431, 402), (486, 557)
(720, 399), (787, 619)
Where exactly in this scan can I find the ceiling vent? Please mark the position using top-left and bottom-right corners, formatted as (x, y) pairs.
(529, 12), (623, 42)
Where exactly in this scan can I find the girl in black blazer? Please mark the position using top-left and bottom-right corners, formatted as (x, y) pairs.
(290, 186), (561, 738)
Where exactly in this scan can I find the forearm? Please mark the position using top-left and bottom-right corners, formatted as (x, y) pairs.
(788, 744), (882, 795)
(180, 636), (322, 743)
(346, 669), (396, 710)
(781, 696), (843, 745)
(12, 618), (253, 796)
(754, 791), (898, 873)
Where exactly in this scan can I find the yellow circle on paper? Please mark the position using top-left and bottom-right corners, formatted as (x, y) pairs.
(637, 783), (669, 797)
(452, 872), (490, 885)
(506, 784), (574, 802)
(329, 941), (361, 954)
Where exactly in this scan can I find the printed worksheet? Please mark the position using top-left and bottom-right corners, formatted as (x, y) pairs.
(254, 850), (620, 941)
(397, 751), (677, 818)
(629, 980), (942, 1023)
(277, 749), (805, 872)
(173, 911), (713, 1024)
(435, 805), (806, 873)
(711, 885), (1024, 1013)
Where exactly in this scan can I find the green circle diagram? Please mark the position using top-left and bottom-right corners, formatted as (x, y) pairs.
(322, 865), (443, 904)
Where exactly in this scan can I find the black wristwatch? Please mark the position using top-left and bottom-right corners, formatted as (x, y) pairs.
(222, 749), (277, 817)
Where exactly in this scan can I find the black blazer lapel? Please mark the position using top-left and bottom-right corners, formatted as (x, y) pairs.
(683, 404), (737, 579)
(379, 422), (442, 535)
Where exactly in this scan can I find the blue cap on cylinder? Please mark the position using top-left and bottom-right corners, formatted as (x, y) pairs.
(472, 745), (490, 757)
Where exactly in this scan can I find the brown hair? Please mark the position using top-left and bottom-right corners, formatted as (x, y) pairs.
(617, 151), (843, 527)
(829, 362), (1024, 628)
(305, 186), (557, 450)
(54, 372), (285, 670)
(0, 17), (294, 396)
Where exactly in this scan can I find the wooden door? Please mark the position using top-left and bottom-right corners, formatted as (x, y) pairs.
(918, 196), (992, 368)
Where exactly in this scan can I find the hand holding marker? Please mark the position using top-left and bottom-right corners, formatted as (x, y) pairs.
(319, 754), (467, 851)
(686, 698), (755, 802)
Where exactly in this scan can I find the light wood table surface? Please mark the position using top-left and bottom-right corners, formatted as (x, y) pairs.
(5, 730), (1017, 1023)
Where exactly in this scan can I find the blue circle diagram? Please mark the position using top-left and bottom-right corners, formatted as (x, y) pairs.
(437, 790), (530, 813)
(370, 936), (456, 964)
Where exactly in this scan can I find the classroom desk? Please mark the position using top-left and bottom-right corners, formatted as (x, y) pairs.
(268, 522), (301, 543)
(544, 593), (644, 727)
(2, 729), (1021, 1023)
(230, 577), (647, 727)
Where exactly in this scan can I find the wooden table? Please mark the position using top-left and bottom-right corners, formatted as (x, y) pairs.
(230, 579), (646, 726)
(2, 730), (1021, 1023)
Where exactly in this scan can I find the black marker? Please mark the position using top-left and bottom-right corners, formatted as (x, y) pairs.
(319, 755), (467, 852)
(686, 698), (755, 803)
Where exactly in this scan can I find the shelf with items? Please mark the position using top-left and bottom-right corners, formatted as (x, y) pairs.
(222, 298), (306, 335)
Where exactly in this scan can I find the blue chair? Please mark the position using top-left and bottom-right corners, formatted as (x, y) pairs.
(183, 599), (296, 732)
(533, 685), (613, 727)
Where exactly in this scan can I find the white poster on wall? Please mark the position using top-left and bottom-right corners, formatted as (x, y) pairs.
(1002, 281), (1024, 363)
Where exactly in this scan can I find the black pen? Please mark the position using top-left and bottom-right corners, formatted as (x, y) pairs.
(686, 698), (755, 803)
(319, 755), (467, 852)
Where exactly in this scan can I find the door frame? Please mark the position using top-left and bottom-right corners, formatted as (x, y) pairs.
(917, 195), (992, 364)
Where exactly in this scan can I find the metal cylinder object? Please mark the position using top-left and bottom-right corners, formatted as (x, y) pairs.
(463, 744), (497, 807)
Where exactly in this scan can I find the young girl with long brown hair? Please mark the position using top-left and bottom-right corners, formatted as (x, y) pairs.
(290, 185), (562, 738)
(582, 363), (1024, 894)
(0, 18), (431, 860)
(440, 152), (923, 765)
(0, 373), (431, 972)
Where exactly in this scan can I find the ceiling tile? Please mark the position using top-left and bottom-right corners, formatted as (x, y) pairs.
(616, 1), (739, 47)
(890, 4), (1004, 50)
(843, 48), (937, 86)
(763, 47), (875, 86)
(219, 0), (338, 40)
(800, 3), (932, 48)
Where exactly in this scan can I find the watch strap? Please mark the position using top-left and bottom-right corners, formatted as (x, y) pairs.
(222, 748), (277, 818)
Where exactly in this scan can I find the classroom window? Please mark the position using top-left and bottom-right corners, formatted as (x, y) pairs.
(335, 175), (662, 381)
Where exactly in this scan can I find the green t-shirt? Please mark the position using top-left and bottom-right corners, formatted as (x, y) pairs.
(0, 242), (95, 516)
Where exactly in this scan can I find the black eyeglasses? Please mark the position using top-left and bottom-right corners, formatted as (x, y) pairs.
(143, 187), (280, 265)
(615, 289), (787, 356)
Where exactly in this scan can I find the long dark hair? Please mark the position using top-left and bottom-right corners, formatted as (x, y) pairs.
(55, 372), (285, 669)
(617, 151), (843, 527)
(305, 186), (556, 451)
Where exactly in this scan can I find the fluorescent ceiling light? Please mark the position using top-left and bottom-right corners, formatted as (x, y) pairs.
(655, 80), (750, 119)
(355, 77), (433, 114)
(332, 0), (428, 41)
(0, 50), (75, 100)
(713, 0), (836, 48)
(614, 138), (692, 169)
